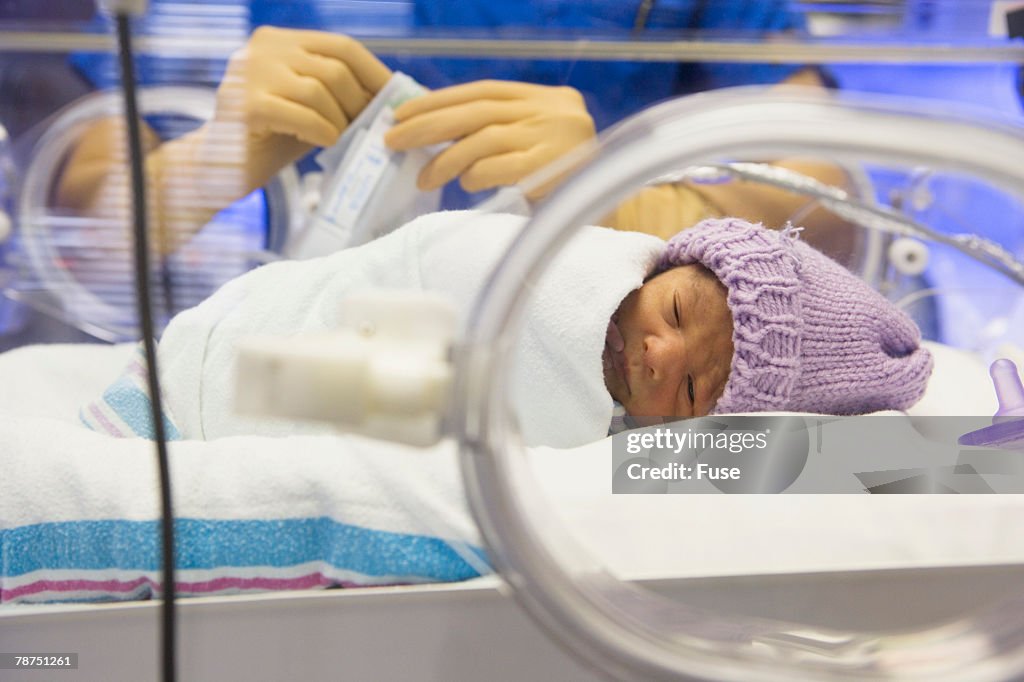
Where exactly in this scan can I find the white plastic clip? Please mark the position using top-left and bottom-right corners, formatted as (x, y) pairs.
(235, 290), (457, 447)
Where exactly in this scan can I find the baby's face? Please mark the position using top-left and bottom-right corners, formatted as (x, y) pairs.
(603, 264), (734, 418)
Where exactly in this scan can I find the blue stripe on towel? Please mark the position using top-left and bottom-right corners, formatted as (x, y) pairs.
(80, 343), (183, 440)
(1, 518), (488, 582)
(101, 380), (182, 441)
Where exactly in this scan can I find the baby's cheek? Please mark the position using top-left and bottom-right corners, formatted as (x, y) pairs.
(633, 388), (677, 418)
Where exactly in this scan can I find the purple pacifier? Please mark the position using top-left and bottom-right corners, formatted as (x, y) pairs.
(958, 358), (1024, 448)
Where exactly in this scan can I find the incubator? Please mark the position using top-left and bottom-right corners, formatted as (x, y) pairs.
(5, 2), (1024, 682)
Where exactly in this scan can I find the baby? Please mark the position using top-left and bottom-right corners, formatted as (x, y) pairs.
(605, 218), (934, 420)
(80, 213), (933, 445)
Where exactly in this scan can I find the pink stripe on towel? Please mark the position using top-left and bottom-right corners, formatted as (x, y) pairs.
(3, 576), (152, 601)
(87, 403), (126, 438)
(3, 572), (412, 602)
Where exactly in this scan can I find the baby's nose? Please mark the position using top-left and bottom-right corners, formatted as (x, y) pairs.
(643, 334), (682, 381)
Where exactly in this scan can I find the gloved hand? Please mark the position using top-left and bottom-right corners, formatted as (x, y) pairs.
(56, 28), (392, 255)
(197, 26), (392, 197)
(602, 183), (724, 239)
(384, 80), (596, 200)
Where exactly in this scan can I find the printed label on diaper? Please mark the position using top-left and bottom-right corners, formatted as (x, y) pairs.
(320, 109), (395, 239)
(312, 72), (429, 247)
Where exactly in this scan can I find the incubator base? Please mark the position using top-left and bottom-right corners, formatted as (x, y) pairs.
(4, 565), (1024, 682)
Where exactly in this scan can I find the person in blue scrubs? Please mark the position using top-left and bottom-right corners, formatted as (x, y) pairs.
(1, 2), (853, 349)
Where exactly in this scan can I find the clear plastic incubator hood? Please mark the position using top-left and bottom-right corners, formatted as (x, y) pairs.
(450, 88), (1024, 682)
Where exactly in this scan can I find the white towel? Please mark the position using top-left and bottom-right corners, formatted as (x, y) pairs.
(0, 343), (131, 419)
(156, 211), (665, 447)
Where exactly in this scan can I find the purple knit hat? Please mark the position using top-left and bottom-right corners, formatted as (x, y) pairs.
(656, 218), (934, 415)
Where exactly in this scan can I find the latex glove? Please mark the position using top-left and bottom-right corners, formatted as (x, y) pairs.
(56, 28), (391, 255)
(198, 26), (392, 198)
(602, 183), (723, 240)
(384, 80), (596, 200)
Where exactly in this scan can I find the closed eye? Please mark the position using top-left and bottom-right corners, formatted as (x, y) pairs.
(673, 291), (681, 328)
(687, 375), (695, 407)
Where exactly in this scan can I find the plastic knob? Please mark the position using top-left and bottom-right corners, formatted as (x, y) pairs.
(888, 237), (929, 277)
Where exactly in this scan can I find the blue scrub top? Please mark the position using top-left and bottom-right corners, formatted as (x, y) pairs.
(67, 0), (807, 128)
(395, 0), (808, 130)
(385, 0), (809, 206)
(68, 0), (809, 138)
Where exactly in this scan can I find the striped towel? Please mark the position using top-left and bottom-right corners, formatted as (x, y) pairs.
(3, 402), (488, 604)
(79, 343), (183, 441)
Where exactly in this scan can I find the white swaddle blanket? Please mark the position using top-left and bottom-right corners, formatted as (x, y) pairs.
(154, 211), (664, 446)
